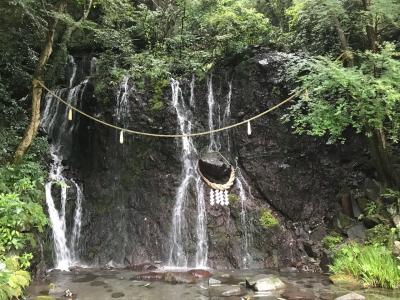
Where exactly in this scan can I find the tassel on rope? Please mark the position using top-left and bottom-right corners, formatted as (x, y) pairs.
(247, 121), (252, 136)
(68, 108), (73, 121)
(119, 130), (124, 144)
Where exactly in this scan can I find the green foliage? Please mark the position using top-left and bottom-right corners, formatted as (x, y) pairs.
(364, 201), (378, 216)
(286, 0), (400, 54)
(283, 43), (400, 144)
(0, 256), (31, 299)
(228, 193), (240, 204)
(94, 0), (270, 92)
(366, 224), (395, 247)
(322, 233), (343, 250)
(0, 193), (47, 253)
(330, 242), (400, 288)
(259, 208), (279, 228)
(0, 154), (48, 299)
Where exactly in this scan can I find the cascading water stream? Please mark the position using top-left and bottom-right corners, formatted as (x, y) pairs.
(168, 79), (208, 268)
(115, 75), (132, 125)
(236, 168), (253, 268)
(208, 78), (253, 268)
(207, 75), (219, 151)
(41, 60), (87, 270)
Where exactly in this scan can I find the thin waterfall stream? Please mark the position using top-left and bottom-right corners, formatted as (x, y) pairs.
(41, 56), (87, 270)
(168, 79), (208, 268)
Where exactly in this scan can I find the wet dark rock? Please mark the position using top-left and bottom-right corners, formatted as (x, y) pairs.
(198, 152), (231, 180)
(346, 223), (366, 240)
(164, 271), (196, 284)
(90, 281), (106, 286)
(62, 50), (369, 269)
(111, 292), (125, 298)
(188, 269), (212, 279)
(128, 262), (158, 272)
(335, 292), (365, 300)
(362, 214), (390, 229)
(131, 272), (164, 281)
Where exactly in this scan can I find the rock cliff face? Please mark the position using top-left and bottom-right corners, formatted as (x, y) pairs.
(50, 49), (368, 270)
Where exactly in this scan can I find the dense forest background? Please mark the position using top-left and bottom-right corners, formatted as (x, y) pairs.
(0, 0), (399, 298)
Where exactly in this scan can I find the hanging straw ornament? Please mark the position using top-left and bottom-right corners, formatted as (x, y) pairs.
(224, 190), (229, 205)
(68, 108), (73, 121)
(210, 189), (215, 206)
(247, 121), (252, 136)
(119, 130), (124, 144)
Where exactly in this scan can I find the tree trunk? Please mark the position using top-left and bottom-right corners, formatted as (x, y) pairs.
(13, 0), (78, 162)
(333, 16), (353, 67)
(368, 129), (399, 189)
(362, 0), (378, 52)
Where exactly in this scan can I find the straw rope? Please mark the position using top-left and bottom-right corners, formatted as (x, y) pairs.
(36, 79), (297, 138)
(197, 166), (236, 191)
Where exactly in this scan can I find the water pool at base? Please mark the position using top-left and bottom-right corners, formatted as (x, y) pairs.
(27, 268), (400, 300)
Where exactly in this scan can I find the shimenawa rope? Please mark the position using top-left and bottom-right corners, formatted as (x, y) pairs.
(36, 80), (297, 138)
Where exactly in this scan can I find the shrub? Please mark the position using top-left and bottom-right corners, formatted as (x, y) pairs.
(330, 243), (400, 289)
(366, 224), (394, 247)
(322, 233), (343, 250)
(0, 256), (31, 299)
(259, 209), (279, 228)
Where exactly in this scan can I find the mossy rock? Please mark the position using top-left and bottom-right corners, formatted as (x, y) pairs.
(335, 212), (353, 230)
(329, 274), (362, 288)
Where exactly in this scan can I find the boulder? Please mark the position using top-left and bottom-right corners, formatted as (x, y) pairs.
(246, 274), (285, 291)
(131, 272), (164, 281)
(335, 292), (365, 300)
(129, 263), (158, 272)
(209, 277), (222, 285)
(198, 152), (230, 180)
(188, 269), (212, 279)
(346, 224), (366, 240)
(393, 215), (400, 228)
(164, 271), (196, 284)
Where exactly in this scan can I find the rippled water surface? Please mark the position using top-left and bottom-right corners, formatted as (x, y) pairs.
(27, 268), (400, 300)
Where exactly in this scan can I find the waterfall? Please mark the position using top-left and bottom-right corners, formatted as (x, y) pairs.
(207, 75), (219, 151)
(223, 80), (233, 151)
(208, 78), (253, 268)
(168, 79), (208, 268)
(44, 147), (71, 271)
(195, 176), (207, 268)
(41, 63), (87, 270)
(67, 55), (77, 88)
(90, 57), (98, 76)
(115, 75), (132, 125)
(236, 168), (253, 268)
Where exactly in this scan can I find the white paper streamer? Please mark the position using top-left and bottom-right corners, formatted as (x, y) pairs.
(119, 130), (124, 144)
(247, 121), (251, 136)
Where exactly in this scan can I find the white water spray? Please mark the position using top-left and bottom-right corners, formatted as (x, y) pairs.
(236, 168), (253, 268)
(115, 75), (132, 125)
(168, 79), (208, 268)
(41, 61), (87, 270)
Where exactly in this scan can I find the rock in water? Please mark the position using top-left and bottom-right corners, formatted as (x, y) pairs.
(335, 292), (365, 300)
(246, 274), (285, 291)
(188, 269), (212, 279)
(199, 152), (230, 180)
(164, 271), (196, 284)
(129, 263), (158, 272)
(131, 272), (164, 281)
